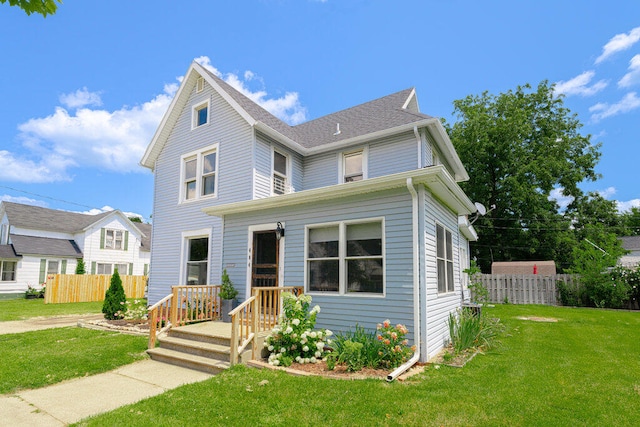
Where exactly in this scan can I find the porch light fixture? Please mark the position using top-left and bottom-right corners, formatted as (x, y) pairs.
(275, 222), (285, 240)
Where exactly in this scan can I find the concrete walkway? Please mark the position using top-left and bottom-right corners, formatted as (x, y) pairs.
(0, 316), (213, 426)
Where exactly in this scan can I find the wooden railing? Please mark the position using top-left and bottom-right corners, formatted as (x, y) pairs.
(147, 285), (221, 348)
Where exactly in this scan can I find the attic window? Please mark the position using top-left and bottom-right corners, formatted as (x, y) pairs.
(196, 77), (204, 93)
(192, 100), (210, 129)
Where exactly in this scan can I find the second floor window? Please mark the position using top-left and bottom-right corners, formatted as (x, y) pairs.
(273, 150), (289, 195)
(343, 151), (363, 182)
(182, 145), (218, 202)
(104, 229), (125, 250)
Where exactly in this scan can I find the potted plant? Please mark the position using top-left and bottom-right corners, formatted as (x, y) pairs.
(219, 269), (238, 323)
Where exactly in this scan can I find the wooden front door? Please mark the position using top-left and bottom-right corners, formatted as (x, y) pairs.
(252, 231), (279, 288)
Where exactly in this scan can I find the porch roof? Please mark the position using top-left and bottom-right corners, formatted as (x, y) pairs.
(202, 165), (476, 217)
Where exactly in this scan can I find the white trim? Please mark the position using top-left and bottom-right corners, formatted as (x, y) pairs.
(191, 98), (210, 130)
(304, 217), (385, 297)
(179, 143), (219, 203)
(338, 146), (368, 183)
(196, 76), (204, 93)
(179, 228), (213, 286)
(246, 223), (285, 298)
(401, 88), (417, 110)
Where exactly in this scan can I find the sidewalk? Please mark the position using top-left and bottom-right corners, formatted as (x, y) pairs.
(0, 316), (213, 426)
(0, 360), (212, 426)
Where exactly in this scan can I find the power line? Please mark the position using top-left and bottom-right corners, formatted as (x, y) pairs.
(0, 185), (99, 211)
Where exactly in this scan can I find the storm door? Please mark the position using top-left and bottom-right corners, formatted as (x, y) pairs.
(251, 231), (279, 288)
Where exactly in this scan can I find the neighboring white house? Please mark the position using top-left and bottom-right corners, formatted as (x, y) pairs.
(0, 201), (151, 298)
(620, 236), (640, 267)
(141, 60), (478, 361)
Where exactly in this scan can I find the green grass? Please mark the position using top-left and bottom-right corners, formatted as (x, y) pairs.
(77, 304), (640, 426)
(0, 327), (148, 394)
(0, 298), (103, 321)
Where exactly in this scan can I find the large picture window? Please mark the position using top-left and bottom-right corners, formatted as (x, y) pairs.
(307, 219), (384, 295)
(181, 145), (218, 202)
(436, 224), (454, 293)
(186, 237), (208, 285)
(0, 261), (16, 282)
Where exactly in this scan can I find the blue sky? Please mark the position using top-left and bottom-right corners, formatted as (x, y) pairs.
(1, 1), (639, 221)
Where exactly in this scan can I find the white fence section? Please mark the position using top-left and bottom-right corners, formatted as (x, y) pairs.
(473, 274), (579, 305)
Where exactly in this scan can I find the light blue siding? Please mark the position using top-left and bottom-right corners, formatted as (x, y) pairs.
(368, 131), (417, 178)
(220, 188), (416, 342)
(254, 132), (303, 196)
(303, 151), (338, 189)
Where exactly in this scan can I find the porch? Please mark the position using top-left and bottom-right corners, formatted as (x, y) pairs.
(146, 285), (302, 373)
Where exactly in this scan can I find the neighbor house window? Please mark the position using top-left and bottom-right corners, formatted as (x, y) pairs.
(272, 150), (289, 195)
(47, 260), (59, 276)
(96, 263), (131, 275)
(186, 237), (208, 285)
(343, 151), (364, 182)
(97, 263), (112, 275)
(181, 145), (219, 202)
(0, 261), (16, 281)
(192, 100), (210, 129)
(436, 224), (454, 293)
(306, 219), (384, 295)
(104, 229), (125, 250)
(0, 224), (8, 245)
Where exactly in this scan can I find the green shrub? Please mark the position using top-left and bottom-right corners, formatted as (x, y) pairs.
(464, 260), (489, 304)
(102, 269), (127, 320)
(557, 279), (586, 307)
(336, 340), (365, 372)
(448, 308), (503, 354)
(75, 258), (86, 274)
(332, 324), (383, 369)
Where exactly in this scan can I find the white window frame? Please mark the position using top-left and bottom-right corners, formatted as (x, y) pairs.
(179, 228), (212, 286)
(191, 99), (210, 129)
(196, 76), (204, 93)
(338, 147), (368, 183)
(0, 224), (8, 245)
(272, 148), (290, 195)
(180, 144), (219, 203)
(104, 229), (125, 250)
(0, 260), (17, 282)
(305, 217), (385, 297)
(436, 223), (455, 294)
(97, 263), (112, 275)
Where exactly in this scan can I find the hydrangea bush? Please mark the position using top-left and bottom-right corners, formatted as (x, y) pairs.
(376, 319), (416, 369)
(264, 292), (332, 367)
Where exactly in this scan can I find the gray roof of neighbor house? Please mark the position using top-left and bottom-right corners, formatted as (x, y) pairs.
(621, 235), (640, 251)
(202, 67), (432, 149)
(2, 202), (111, 234)
(0, 244), (20, 259)
(137, 222), (152, 252)
(10, 235), (83, 257)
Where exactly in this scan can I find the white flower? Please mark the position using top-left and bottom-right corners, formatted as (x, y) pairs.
(311, 305), (321, 314)
(300, 338), (307, 345)
(302, 345), (309, 352)
(273, 359), (280, 366)
(304, 358), (310, 364)
(295, 356), (301, 362)
(315, 351), (322, 357)
(309, 331), (317, 339)
(280, 347), (286, 353)
(316, 331), (323, 339)
(284, 326), (293, 334)
(268, 345), (274, 351)
(300, 332), (307, 339)
(310, 357), (317, 363)
(316, 341), (325, 350)
(325, 329), (333, 337)
(292, 318), (300, 326)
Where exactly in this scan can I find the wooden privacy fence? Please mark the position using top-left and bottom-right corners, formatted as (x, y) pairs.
(472, 274), (579, 305)
(44, 274), (147, 304)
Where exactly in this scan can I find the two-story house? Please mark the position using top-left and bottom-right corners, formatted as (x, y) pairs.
(141, 61), (478, 361)
(0, 201), (151, 298)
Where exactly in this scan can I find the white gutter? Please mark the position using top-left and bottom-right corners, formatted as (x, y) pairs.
(387, 177), (421, 381)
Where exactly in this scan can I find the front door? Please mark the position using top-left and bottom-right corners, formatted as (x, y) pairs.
(251, 231), (279, 288)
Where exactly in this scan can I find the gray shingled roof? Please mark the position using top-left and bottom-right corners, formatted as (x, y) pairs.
(3, 202), (111, 234)
(621, 236), (640, 250)
(137, 222), (152, 252)
(202, 68), (432, 149)
(10, 234), (83, 257)
(0, 244), (20, 259)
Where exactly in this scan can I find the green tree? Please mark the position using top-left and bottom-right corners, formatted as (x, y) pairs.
(446, 81), (601, 272)
(75, 258), (86, 275)
(128, 216), (142, 223)
(620, 207), (640, 236)
(1, 0), (61, 17)
(102, 269), (127, 320)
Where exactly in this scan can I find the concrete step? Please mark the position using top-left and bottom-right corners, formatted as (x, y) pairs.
(168, 328), (231, 347)
(147, 347), (231, 374)
(158, 335), (231, 362)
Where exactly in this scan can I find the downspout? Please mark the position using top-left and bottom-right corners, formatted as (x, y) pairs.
(387, 177), (421, 381)
(413, 126), (422, 169)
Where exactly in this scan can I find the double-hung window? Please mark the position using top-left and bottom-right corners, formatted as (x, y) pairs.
(0, 261), (16, 281)
(186, 237), (208, 285)
(343, 151), (364, 182)
(307, 219), (384, 295)
(104, 229), (125, 250)
(273, 150), (289, 195)
(181, 145), (218, 202)
(436, 224), (454, 293)
(192, 99), (210, 129)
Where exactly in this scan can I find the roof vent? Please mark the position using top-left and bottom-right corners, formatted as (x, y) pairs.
(333, 123), (341, 136)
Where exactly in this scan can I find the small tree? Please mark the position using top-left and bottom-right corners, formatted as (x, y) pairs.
(102, 269), (127, 320)
(219, 269), (238, 300)
(75, 258), (86, 275)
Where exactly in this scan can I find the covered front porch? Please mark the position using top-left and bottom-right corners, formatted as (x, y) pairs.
(146, 285), (302, 372)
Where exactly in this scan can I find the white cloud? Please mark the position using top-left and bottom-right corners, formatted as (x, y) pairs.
(618, 54), (640, 88)
(0, 194), (47, 207)
(595, 26), (640, 64)
(194, 56), (307, 125)
(0, 149), (72, 182)
(617, 199), (640, 212)
(59, 87), (103, 109)
(589, 92), (640, 122)
(597, 186), (617, 199)
(549, 187), (574, 211)
(554, 71), (608, 97)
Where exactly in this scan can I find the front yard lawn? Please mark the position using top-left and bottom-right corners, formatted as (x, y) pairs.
(0, 327), (148, 394)
(0, 298), (103, 321)
(78, 304), (640, 426)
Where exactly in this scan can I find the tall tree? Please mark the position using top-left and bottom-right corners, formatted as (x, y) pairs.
(0, 0), (61, 17)
(446, 81), (601, 272)
(620, 207), (640, 236)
